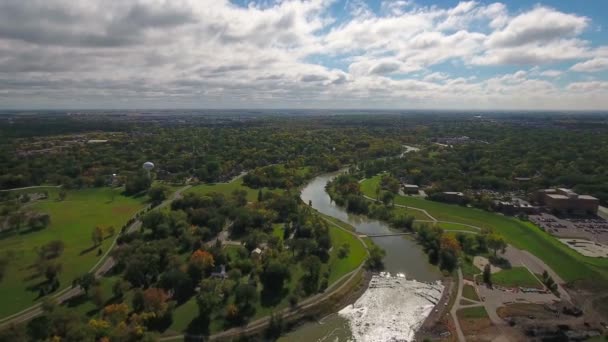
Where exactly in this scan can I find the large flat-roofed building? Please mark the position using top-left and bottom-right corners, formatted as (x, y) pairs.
(536, 188), (599, 215)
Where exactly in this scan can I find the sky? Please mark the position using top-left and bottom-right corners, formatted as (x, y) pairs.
(1, 0), (608, 110)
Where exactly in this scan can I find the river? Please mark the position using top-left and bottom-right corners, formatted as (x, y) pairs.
(279, 169), (440, 341)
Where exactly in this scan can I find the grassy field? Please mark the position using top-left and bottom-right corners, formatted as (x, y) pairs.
(462, 284), (480, 301)
(461, 258), (482, 281)
(458, 306), (489, 319)
(361, 175), (608, 284)
(186, 178), (281, 202)
(0, 187), (148, 318)
(491, 267), (542, 288)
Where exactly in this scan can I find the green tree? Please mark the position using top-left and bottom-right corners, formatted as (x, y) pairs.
(487, 234), (507, 256)
(91, 226), (104, 246)
(73, 273), (97, 295)
(483, 264), (492, 287)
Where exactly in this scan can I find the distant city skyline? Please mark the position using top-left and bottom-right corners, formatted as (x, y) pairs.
(1, 0), (608, 110)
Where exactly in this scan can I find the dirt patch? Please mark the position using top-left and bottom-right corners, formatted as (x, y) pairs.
(111, 205), (137, 215)
(459, 317), (498, 341)
(474, 256), (502, 274)
(497, 303), (558, 320)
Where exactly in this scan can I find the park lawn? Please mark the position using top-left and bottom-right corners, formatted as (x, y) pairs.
(186, 178), (281, 202)
(461, 258), (482, 281)
(0, 187), (148, 319)
(436, 222), (480, 233)
(458, 306), (488, 319)
(492, 267), (542, 288)
(462, 284), (479, 302)
(325, 218), (367, 284)
(272, 224), (284, 242)
(361, 176), (608, 284)
(392, 206), (432, 221)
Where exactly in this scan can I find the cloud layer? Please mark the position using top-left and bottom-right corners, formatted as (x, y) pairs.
(1, 0), (607, 110)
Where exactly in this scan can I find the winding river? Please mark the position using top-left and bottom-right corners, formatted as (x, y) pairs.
(280, 170), (440, 341)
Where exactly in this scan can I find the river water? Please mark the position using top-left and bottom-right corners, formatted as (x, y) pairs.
(279, 171), (440, 341)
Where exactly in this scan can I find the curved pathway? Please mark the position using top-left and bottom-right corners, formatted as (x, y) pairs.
(0, 185), (62, 192)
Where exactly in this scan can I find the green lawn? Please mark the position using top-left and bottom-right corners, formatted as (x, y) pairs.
(186, 178), (281, 202)
(461, 258), (482, 281)
(458, 306), (488, 319)
(272, 224), (285, 242)
(462, 284), (479, 302)
(325, 217), (367, 284)
(0, 187), (148, 319)
(361, 176), (608, 284)
(492, 267), (542, 288)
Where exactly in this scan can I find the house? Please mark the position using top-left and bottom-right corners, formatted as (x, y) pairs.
(403, 184), (420, 195)
(251, 248), (262, 261)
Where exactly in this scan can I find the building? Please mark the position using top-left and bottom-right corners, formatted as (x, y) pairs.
(403, 184), (419, 194)
(535, 188), (599, 215)
(441, 191), (466, 204)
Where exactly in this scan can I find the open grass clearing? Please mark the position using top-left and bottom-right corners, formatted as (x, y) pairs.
(0, 187), (148, 318)
(491, 267), (542, 289)
(462, 284), (479, 302)
(457, 306), (489, 319)
(360, 176), (608, 284)
(186, 178), (281, 203)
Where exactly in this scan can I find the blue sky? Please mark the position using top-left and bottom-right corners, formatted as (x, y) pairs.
(1, 0), (607, 110)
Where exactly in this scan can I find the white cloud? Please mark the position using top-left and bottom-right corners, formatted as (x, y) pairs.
(0, 0), (607, 110)
(571, 58), (608, 72)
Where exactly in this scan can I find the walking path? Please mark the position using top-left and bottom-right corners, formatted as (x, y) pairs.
(0, 185), (62, 192)
(0, 185), (191, 328)
(450, 268), (466, 342)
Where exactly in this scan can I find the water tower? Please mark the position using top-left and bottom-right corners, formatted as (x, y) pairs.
(143, 161), (155, 178)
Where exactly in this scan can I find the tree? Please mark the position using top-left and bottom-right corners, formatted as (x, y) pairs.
(58, 190), (67, 201)
(148, 185), (169, 204)
(257, 189), (263, 202)
(92, 226), (104, 246)
(159, 269), (194, 303)
(43, 261), (62, 282)
(142, 288), (169, 315)
(487, 234), (507, 256)
(366, 245), (386, 271)
(73, 273), (97, 295)
(337, 243), (350, 259)
(483, 264), (492, 287)
(112, 279), (129, 299)
(8, 211), (26, 232)
(260, 260), (290, 296)
(188, 249), (215, 280)
(91, 285), (105, 309)
(301, 255), (322, 294)
(381, 191), (395, 206)
(235, 283), (257, 313)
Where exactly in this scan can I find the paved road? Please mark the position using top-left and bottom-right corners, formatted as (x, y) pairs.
(450, 268), (466, 342)
(0, 185), (62, 192)
(0, 185), (191, 329)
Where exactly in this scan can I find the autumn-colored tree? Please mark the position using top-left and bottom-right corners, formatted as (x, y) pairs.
(440, 235), (462, 255)
(226, 303), (239, 321)
(103, 303), (130, 325)
(142, 288), (169, 316)
(189, 249), (215, 271)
